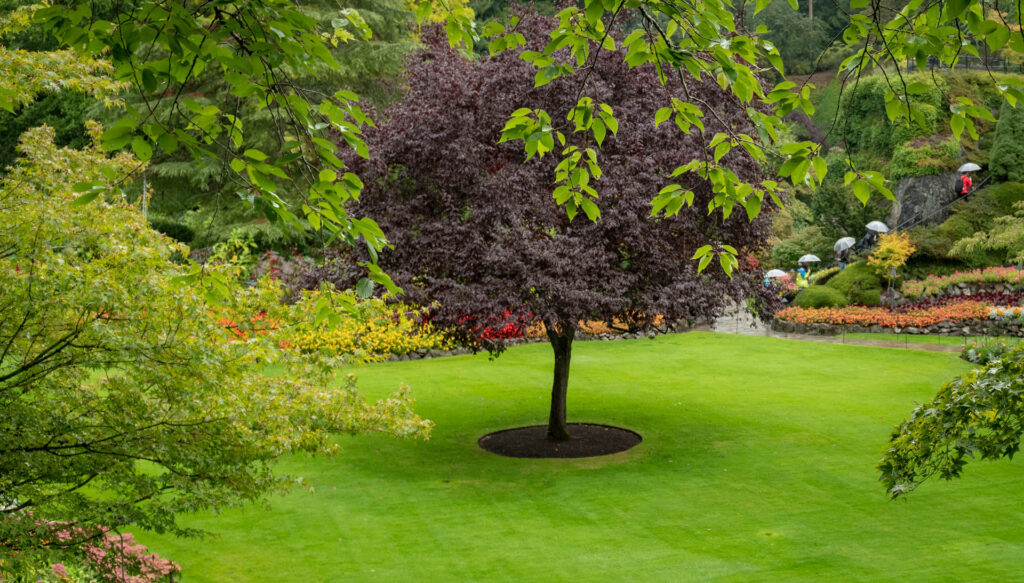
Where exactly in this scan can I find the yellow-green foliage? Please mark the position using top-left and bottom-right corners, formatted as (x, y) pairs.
(287, 292), (453, 361)
(869, 231), (917, 279)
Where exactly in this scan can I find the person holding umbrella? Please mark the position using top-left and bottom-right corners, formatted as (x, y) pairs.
(956, 163), (981, 195)
(796, 254), (820, 287)
(858, 221), (888, 251)
(834, 237), (855, 269)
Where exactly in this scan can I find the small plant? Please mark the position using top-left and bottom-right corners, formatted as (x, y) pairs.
(961, 337), (1023, 365)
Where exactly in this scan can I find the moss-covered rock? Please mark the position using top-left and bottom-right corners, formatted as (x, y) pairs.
(890, 135), (960, 181)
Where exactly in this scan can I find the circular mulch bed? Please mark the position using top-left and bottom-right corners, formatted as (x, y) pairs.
(478, 423), (642, 458)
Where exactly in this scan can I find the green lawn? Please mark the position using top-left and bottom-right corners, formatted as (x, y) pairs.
(135, 332), (1024, 582)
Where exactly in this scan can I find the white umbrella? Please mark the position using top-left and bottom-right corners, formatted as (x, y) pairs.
(834, 237), (856, 252)
(958, 163), (981, 173)
(765, 269), (787, 278)
(798, 254), (821, 263)
(866, 221), (889, 233)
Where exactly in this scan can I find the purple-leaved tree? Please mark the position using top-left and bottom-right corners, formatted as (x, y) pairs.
(340, 15), (780, 441)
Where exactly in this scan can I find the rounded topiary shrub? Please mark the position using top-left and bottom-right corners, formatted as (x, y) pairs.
(793, 286), (849, 308)
(827, 262), (883, 306)
(856, 289), (882, 306)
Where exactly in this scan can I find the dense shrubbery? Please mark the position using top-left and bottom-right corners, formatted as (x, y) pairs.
(905, 182), (1024, 273)
(826, 262), (883, 305)
(902, 266), (1024, 298)
(283, 293), (454, 359)
(793, 285), (848, 308)
(990, 100), (1024, 183)
(147, 215), (195, 244)
(837, 74), (947, 160)
(890, 104), (938, 145)
(770, 225), (833, 268)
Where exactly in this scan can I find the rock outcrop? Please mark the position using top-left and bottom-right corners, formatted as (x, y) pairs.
(887, 172), (960, 229)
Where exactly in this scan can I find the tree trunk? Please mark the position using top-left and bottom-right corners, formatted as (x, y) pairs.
(545, 321), (575, 441)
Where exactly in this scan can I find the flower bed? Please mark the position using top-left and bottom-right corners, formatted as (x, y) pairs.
(775, 300), (990, 328)
(903, 267), (1024, 298)
(989, 306), (1024, 320)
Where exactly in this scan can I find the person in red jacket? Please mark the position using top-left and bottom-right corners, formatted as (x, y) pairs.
(959, 172), (973, 194)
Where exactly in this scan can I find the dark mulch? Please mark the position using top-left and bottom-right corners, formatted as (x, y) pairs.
(478, 423), (642, 458)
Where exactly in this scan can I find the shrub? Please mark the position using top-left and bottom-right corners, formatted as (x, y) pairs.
(827, 262), (883, 305)
(868, 231), (916, 279)
(807, 152), (892, 241)
(986, 181), (1024, 212)
(283, 292), (454, 360)
(990, 100), (1024, 183)
(890, 104), (938, 145)
(769, 226), (833, 268)
(148, 215), (194, 244)
(793, 286), (849, 308)
(837, 76), (893, 157)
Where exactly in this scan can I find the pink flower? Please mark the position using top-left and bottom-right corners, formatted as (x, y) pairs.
(52, 563), (67, 577)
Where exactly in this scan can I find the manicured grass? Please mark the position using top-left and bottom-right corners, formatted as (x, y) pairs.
(135, 332), (1024, 581)
(843, 332), (1012, 346)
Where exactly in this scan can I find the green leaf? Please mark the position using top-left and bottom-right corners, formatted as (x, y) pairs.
(355, 277), (374, 298)
(988, 26), (1011, 51)
(579, 197), (601, 221)
(951, 114), (965, 140)
(697, 253), (713, 272)
(852, 180), (870, 204)
(131, 136), (153, 162)
(70, 191), (101, 207)
(592, 119), (607, 146)
(654, 107), (672, 127)
(692, 244), (712, 259)
(812, 157), (827, 184)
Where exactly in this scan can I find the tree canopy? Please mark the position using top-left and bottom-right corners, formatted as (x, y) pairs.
(335, 17), (779, 439)
(0, 124), (430, 561)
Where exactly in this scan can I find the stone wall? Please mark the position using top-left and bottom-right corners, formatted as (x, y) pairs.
(771, 318), (1024, 337)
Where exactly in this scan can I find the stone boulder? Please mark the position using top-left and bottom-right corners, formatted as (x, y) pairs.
(887, 172), (960, 229)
